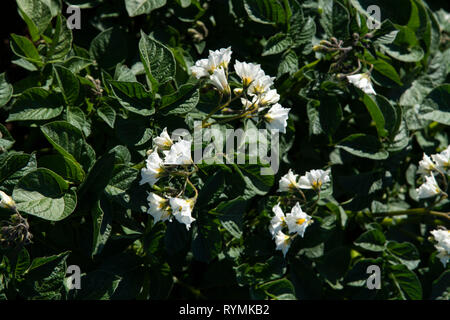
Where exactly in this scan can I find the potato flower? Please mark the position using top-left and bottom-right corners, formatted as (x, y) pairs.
(278, 169), (299, 192)
(285, 203), (312, 237)
(298, 169), (331, 191)
(140, 148), (164, 186)
(430, 229), (450, 267)
(346, 73), (376, 95)
(147, 192), (171, 224)
(264, 103), (290, 134)
(416, 174), (442, 199)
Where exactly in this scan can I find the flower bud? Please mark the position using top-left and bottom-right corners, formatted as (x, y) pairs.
(233, 88), (243, 95)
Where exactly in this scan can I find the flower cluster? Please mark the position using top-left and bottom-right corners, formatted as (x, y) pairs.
(269, 202), (313, 257)
(416, 147), (450, 199)
(268, 168), (331, 257)
(140, 128), (197, 230)
(190, 47), (291, 133)
(430, 228), (450, 267)
(278, 169), (331, 193)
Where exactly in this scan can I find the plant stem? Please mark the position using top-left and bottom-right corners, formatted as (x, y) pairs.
(373, 208), (450, 221)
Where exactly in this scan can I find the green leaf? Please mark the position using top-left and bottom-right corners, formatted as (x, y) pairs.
(66, 106), (91, 137)
(361, 94), (397, 138)
(386, 241), (420, 270)
(262, 33), (292, 56)
(92, 197), (113, 257)
(336, 134), (389, 160)
(10, 34), (42, 65)
(371, 20), (399, 45)
(41, 121), (95, 172)
(290, 16), (316, 48)
(277, 50), (298, 77)
(38, 154), (85, 183)
(0, 73), (13, 107)
(254, 278), (296, 300)
(419, 84), (450, 125)
(97, 104), (116, 128)
(400, 51), (447, 108)
(109, 80), (155, 116)
(380, 27), (424, 62)
(431, 270), (450, 300)
(363, 53), (402, 86)
(90, 27), (128, 69)
(139, 31), (176, 88)
(53, 65), (79, 105)
(320, 0), (349, 40)
(22, 251), (70, 299)
(17, 0), (52, 41)
(0, 124), (15, 151)
(125, 0), (167, 17)
(354, 229), (386, 252)
(15, 248), (30, 277)
(212, 197), (247, 238)
(389, 264), (422, 300)
(231, 163), (274, 199)
(7, 87), (63, 121)
(0, 152), (36, 192)
(13, 168), (77, 221)
(46, 15), (73, 62)
(104, 165), (139, 208)
(160, 84), (199, 115)
(78, 151), (115, 201)
(244, 0), (285, 25)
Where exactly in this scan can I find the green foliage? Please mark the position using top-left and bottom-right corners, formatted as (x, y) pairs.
(0, 0), (449, 301)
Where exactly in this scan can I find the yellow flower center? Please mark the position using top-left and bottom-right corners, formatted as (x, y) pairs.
(296, 218), (306, 225)
(312, 180), (322, 190)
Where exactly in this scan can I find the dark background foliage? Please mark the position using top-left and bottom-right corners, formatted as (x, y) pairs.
(0, 0), (449, 300)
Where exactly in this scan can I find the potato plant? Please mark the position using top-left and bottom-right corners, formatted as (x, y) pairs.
(0, 0), (449, 300)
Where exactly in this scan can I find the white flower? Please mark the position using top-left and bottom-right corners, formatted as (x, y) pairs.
(431, 146), (450, 172)
(278, 169), (299, 192)
(416, 174), (442, 199)
(234, 60), (265, 87)
(347, 73), (376, 95)
(274, 231), (291, 257)
(430, 229), (450, 267)
(147, 193), (171, 224)
(190, 47), (232, 79)
(169, 197), (196, 230)
(153, 127), (173, 150)
(264, 103), (290, 134)
(210, 67), (231, 94)
(269, 203), (286, 238)
(298, 169), (331, 191)
(259, 89), (280, 106)
(0, 190), (16, 211)
(247, 75), (275, 96)
(163, 139), (193, 165)
(140, 148), (164, 186)
(209, 47), (232, 70)
(190, 58), (210, 79)
(285, 203), (312, 237)
(417, 153), (436, 175)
